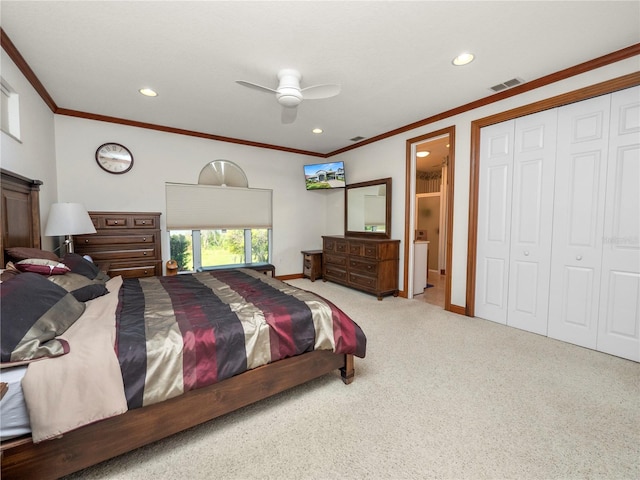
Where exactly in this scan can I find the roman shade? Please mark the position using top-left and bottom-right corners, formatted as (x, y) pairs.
(364, 195), (385, 225)
(165, 183), (272, 230)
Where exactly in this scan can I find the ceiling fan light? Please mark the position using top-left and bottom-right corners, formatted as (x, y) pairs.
(312, 128), (323, 134)
(416, 151), (430, 157)
(452, 52), (475, 66)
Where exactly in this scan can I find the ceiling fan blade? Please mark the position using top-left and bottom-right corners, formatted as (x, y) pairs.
(281, 106), (298, 124)
(301, 84), (341, 100)
(236, 80), (278, 94)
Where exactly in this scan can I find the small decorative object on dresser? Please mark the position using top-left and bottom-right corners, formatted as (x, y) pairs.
(322, 235), (399, 300)
(74, 211), (162, 278)
(301, 249), (323, 281)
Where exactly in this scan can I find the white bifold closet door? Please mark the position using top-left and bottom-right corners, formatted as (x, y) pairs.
(475, 121), (515, 324)
(476, 109), (557, 334)
(597, 87), (640, 362)
(477, 86), (639, 362)
(547, 94), (611, 349)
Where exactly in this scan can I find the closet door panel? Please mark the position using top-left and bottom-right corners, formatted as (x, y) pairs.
(506, 110), (557, 335)
(475, 122), (514, 324)
(597, 86), (640, 361)
(548, 95), (611, 348)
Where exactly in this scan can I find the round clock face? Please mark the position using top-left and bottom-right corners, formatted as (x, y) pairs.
(95, 143), (133, 174)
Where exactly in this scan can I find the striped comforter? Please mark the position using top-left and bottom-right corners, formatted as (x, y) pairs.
(116, 269), (366, 409)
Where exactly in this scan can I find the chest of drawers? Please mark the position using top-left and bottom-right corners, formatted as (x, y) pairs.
(322, 235), (399, 300)
(74, 211), (162, 279)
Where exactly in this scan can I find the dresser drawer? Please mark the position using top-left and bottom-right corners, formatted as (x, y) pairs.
(325, 265), (347, 281)
(349, 257), (378, 275)
(323, 237), (348, 253)
(132, 216), (158, 228)
(348, 272), (377, 290)
(108, 264), (158, 278)
(324, 253), (347, 267)
(348, 242), (363, 256)
(78, 234), (156, 246)
(103, 216), (130, 228)
(82, 247), (156, 262)
(363, 244), (378, 258)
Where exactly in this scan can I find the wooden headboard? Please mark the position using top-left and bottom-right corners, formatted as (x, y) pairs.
(0, 169), (43, 267)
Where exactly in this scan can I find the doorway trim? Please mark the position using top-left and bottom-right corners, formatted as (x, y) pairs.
(404, 126), (455, 311)
(465, 72), (640, 317)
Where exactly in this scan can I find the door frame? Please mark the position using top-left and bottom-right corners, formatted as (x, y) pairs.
(404, 126), (455, 310)
(466, 72), (640, 317)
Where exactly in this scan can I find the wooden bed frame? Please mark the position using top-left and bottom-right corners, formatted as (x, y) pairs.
(0, 169), (356, 479)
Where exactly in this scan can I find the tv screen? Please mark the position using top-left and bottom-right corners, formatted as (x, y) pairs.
(304, 161), (346, 190)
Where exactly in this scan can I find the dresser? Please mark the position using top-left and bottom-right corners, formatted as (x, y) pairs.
(74, 211), (162, 279)
(322, 236), (399, 300)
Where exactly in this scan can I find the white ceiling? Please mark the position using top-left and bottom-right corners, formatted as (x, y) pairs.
(2, 1), (639, 155)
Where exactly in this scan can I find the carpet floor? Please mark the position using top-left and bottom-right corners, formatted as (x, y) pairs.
(65, 278), (640, 480)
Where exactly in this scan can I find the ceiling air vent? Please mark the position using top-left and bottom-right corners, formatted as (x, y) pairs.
(490, 77), (524, 92)
(350, 136), (366, 142)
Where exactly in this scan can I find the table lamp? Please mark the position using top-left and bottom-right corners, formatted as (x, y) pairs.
(44, 203), (96, 254)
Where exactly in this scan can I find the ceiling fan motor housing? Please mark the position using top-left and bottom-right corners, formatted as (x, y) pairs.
(277, 88), (303, 107)
(276, 69), (303, 107)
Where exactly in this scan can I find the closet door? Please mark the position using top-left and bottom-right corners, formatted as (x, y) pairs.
(506, 110), (558, 335)
(547, 95), (611, 348)
(597, 86), (640, 362)
(475, 121), (515, 324)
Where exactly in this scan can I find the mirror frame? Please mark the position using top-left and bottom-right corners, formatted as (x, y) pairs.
(344, 177), (392, 239)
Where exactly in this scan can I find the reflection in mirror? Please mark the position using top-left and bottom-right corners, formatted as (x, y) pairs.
(345, 177), (392, 239)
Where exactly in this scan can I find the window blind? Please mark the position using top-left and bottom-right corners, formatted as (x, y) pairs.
(166, 183), (272, 230)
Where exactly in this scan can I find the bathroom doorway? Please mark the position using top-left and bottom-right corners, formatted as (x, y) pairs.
(405, 127), (454, 310)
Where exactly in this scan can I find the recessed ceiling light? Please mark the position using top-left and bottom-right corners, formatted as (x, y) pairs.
(312, 128), (323, 134)
(139, 88), (158, 97)
(416, 151), (430, 157)
(452, 52), (475, 66)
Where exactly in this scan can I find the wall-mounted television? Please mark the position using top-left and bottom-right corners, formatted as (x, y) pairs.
(304, 161), (346, 190)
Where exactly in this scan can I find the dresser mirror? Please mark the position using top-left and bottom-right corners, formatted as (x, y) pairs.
(345, 177), (392, 239)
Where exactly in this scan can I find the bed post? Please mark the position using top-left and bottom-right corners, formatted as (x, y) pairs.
(340, 354), (355, 384)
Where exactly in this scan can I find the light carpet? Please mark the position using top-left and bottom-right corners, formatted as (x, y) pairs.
(65, 278), (640, 480)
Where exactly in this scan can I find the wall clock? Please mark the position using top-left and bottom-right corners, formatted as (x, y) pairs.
(95, 142), (134, 174)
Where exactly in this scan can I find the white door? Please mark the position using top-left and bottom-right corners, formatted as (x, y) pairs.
(506, 109), (558, 335)
(597, 86), (640, 361)
(475, 121), (515, 324)
(548, 94), (611, 348)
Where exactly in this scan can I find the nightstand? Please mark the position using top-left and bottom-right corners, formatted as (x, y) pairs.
(301, 250), (323, 282)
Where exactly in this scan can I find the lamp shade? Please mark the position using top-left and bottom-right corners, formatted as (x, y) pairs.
(44, 203), (96, 236)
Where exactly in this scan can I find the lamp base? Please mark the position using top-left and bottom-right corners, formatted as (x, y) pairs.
(64, 235), (74, 254)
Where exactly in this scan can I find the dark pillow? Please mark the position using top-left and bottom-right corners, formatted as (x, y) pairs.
(62, 253), (110, 283)
(1, 272), (85, 365)
(48, 272), (109, 302)
(15, 258), (71, 275)
(5, 247), (59, 262)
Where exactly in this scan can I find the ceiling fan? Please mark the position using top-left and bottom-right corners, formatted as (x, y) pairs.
(236, 68), (340, 124)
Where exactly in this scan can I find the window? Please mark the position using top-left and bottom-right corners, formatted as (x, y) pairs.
(1, 77), (21, 141)
(165, 179), (273, 273)
(169, 228), (271, 272)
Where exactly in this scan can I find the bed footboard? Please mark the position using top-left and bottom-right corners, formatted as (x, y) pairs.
(1, 351), (354, 480)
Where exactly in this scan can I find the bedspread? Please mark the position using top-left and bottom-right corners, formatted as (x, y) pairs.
(117, 269), (366, 409)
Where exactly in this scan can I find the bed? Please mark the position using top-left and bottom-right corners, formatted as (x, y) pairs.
(0, 169), (366, 479)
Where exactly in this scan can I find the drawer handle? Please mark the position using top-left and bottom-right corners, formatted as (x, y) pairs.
(142, 221), (146, 225)
(143, 237), (147, 241)
(84, 239), (89, 243)
(114, 221), (118, 225)
(143, 252), (147, 256)
(576, 255), (583, 261)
